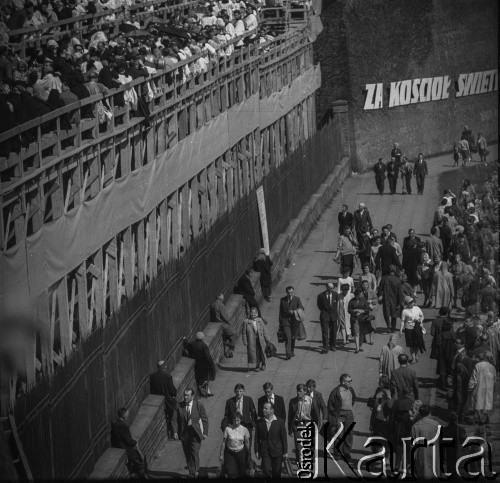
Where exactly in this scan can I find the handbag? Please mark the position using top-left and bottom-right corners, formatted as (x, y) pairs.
(277, 328), (285, 343)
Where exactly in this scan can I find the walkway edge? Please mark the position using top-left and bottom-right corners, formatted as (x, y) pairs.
(90, 156), (351, 478)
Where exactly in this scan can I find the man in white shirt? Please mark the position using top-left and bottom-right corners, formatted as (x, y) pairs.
(288, 384), (315, 467)
(243, 3), (258, 38)
(233, 9), (245, 46)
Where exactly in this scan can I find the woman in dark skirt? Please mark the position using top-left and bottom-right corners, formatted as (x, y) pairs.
(400, 296), (426, 364)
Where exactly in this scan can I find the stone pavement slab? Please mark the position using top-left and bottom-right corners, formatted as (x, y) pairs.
(150, 146), (499, 478)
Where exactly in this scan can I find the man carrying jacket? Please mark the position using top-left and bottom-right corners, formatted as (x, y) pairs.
(327, 374), (356, 463)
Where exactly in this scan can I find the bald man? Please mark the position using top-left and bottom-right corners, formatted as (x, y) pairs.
(317, 283), (339, 353)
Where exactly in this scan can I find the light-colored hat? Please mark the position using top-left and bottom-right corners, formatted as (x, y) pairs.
(158, 360), (165, 367)
(404, 295), (414, 304)
(47, 39), (59, 48)
(195, 332), (204, 340)
(359, 202), (365, 207)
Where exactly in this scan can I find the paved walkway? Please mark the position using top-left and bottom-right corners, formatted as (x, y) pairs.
(150, 146), (499, 478)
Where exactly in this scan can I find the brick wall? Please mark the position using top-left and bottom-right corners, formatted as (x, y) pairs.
(316, 0), (498, 171)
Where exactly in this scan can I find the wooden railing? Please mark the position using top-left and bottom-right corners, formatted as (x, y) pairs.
(0, 27), (312, 250)
(7, 0), (196, 56)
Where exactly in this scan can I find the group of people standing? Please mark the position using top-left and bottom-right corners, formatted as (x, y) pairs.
(373, 143), (428, 195)
(110, 157), (498, 479)
(455, 125), (489, 166)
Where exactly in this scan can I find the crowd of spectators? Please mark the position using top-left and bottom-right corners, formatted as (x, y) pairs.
(0, 0), (284, 156)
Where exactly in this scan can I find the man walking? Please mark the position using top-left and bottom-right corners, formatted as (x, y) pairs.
(255, 402), (288, 478)
(377, 264), (403, 333)
(288, 384), (315, 468)
(317, 283), (339, 353)
(390, 354), (419, 399)
(400, 157), (413, 194)
(258, 382), (286, 422)
(210, 293), (238, 358)
(279, 286), (304, 360)
(391, 142), (403, 164)
(222, 383), (257, 449)
(172, 388), (209, 478)
(477, 133), (488, 162)
(149, 361), (178, 439)
(375, 237), (402, 276)
(414, 153), (428, 195)
(327, 374), (356, 463)
(306, 379), (328, 432)
(335, 227), (358, 276)
(387, 156), (399, 195)
(373, 158), (386, 195)
(337, 204), (354, 235)
(353, 203), (373, 243)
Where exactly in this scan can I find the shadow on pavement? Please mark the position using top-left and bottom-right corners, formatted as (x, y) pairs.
(295, 345), (322, 353)
(217, 365), (254, 372)
(147, 470), (185, 479)
(417, 376), (437, 389)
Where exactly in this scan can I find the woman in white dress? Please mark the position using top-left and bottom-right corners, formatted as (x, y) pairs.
(400, 296), (425, 364)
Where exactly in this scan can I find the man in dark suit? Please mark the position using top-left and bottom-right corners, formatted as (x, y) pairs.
(317, 283), (339, 353)
(235, 268), (260, 314)
(258, 382), (286, 422)
(149, 361), (177, 439)
(306, 379), (327, 431)
(375, 236), (402, 276)
(402, 228), (421, 251)
(387, 156), (399, 195)
(373, 158), (386, 195)
(337, 204), (354, 235)
(255, 402), (288, 478)
(390, 354), (419, 400)
(353, 203), (373, 243)
(110, 408), (146, 479)
(413, 153), (428, 195)
(377, 264), (403, 332)
(222, 383), (257, 447)
(172, 388), (209, 478)
(279, 286), (304, 360)
(288, 384), (316, 468)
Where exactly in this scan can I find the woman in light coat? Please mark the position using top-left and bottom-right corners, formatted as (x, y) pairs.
(430, 261), (454, 309)
(466, 352), (496, 424)
(242, 306), (270, 372)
